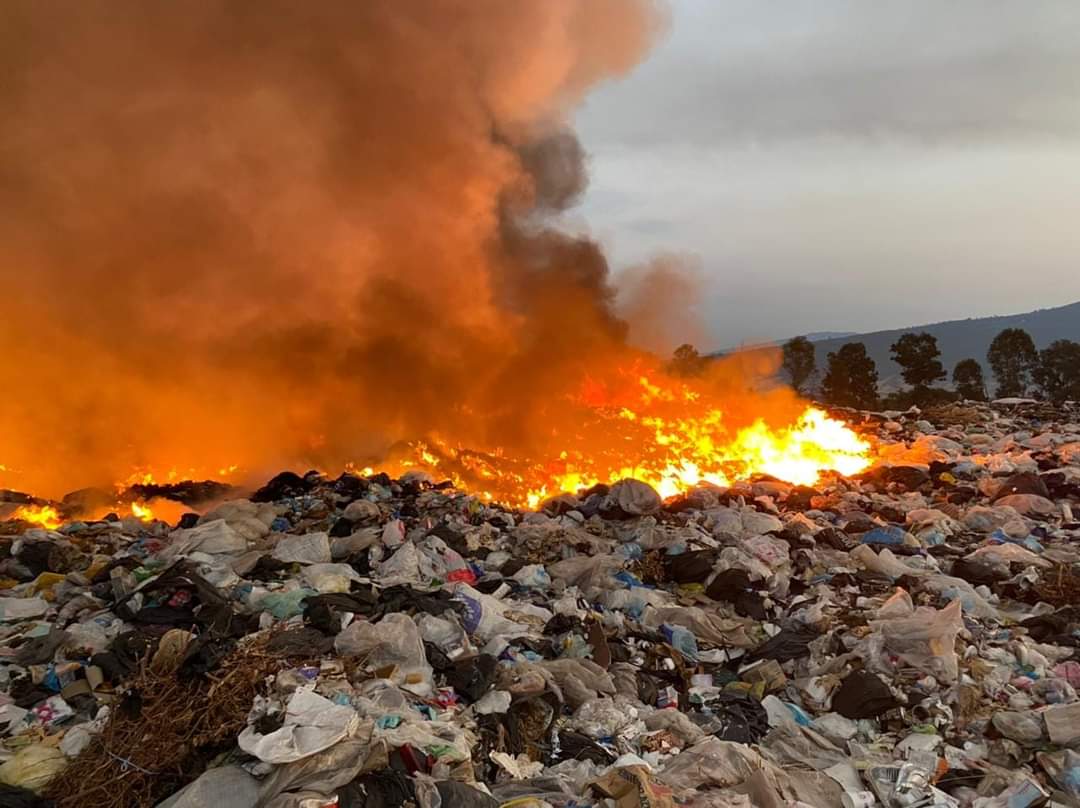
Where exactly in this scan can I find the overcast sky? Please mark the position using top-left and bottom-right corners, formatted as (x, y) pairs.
(575, 0), (1080, 350)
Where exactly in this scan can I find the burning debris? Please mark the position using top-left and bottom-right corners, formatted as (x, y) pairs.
(0, 400), (1077, 807)
(380, 370), (873, 508)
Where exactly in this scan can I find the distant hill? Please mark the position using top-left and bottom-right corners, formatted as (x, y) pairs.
(805, 301), (1080, 391)
(804, 331), (858, 342)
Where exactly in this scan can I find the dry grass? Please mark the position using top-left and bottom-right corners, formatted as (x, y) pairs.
(1033, 564), (1080, 609)
(46, 632), (307, 808)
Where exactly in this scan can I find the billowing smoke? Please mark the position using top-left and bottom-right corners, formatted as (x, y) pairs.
(617, 254), (707, 354)
(0, 1), (671, 495)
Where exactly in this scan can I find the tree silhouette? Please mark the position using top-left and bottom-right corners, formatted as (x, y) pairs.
(821, 342), (879, 409)
(669, 343), (706, 377)
(1033, 340), (1080, 404)
(890, 332), (946, 403)
(987, 328), (1038, 398)
(781, 336), (817, 395)
(952, 359), (987, 401)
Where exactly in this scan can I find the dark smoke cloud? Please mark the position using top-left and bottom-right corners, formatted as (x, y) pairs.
(0, 0), (666, 495)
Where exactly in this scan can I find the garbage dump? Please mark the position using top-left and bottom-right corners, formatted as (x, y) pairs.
(1, 399), (1079, 807)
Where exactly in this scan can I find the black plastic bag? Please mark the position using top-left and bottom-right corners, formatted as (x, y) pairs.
(831, 670), (897, 719)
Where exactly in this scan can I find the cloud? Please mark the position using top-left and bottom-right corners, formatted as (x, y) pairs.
(580, 0), (1080, 146)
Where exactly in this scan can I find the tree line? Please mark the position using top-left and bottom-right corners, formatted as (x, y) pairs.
(775, 328), (1080, 409)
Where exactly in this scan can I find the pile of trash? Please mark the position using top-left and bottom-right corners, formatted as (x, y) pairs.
(2, 399), (1080, 807)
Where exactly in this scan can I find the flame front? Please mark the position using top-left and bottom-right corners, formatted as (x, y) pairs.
(389, 370), (872, 508)
(3, 368), (872, 520)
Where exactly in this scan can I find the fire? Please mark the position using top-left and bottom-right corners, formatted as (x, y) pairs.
(386, 370), (872, 508)
(727, 408), (873, 485)
(130, 502), (154, 521)
(4, 366), (871, 517)
(115, 465), (240, 490)
(11, 504), (62, 530)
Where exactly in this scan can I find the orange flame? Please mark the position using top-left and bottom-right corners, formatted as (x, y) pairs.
(385, 370), (872, 508)
(11, 504), (62, 530)
(4, 365), (872, 516)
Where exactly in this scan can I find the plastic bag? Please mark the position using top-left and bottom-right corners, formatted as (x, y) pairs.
(272, 532), (331, 565)
(452, 583), (552, 641)
(656, 736), (843, 807)
(547, 554), (624, 595)
(381, 518), (406, 548)
(334, 613), (433, 696)
(850, 545), (922, 580)
(990, 710), (1044, 745)
(0, 744), (66, 793)
(155, 765), (260, 808)
(876, 588), (914, 619)
(1029, 677), (1076, 706)
(417, 537), (471, 582)
(661, 624), (699, 663)
(869, 599), (964, 682)
(512, 564), (551, 588)
(643, 607), (753, 648)
(963, 505), (1024, 534)
(536, 658), (617, 709)
(0, 597), (49, 622)
(301, 562), (363, 593)
(571, 697), (644, 740)
(258, 588), (317, 620)
(742, 535), (790, 569)
(967, 543), (1050, 569)
(416, 612), (470, 659)
(919, 574), (997, 619)
(377, 541), (423, 585)
(238, 688), (360, 763)
(166, 520), (248, 558)
(608, 479), (661, 515)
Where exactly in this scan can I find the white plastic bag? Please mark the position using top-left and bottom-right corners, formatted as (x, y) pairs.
(237, 688), (359, 764)
(869, 599), (964, 682)
(334, 613), (433, 696)
(301, 562), (363, 593)
(272, 532), (331, 565)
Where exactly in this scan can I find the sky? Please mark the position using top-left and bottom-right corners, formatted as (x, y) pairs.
(575, 0), (1080, 351)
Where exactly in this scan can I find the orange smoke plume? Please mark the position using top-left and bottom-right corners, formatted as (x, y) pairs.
(0, 1), (669, 497)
